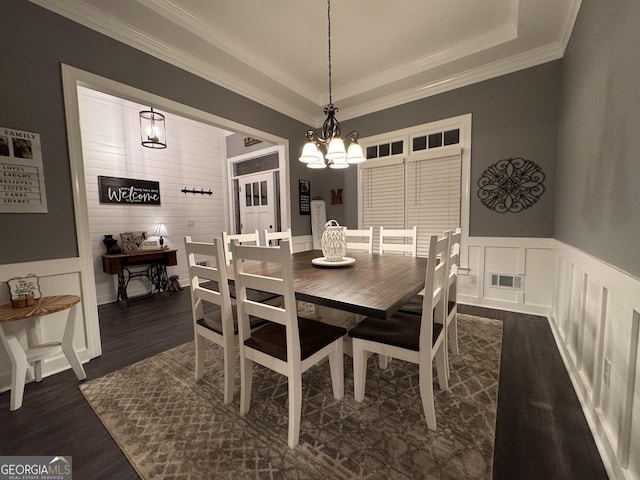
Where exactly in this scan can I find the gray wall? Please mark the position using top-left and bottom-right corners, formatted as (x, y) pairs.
(555, 0), (640, 277)
(341, 62), (561, 238)
(10, 1), (619, 270)
(0, 1), (332, 264)
(226, 133), (274, 158)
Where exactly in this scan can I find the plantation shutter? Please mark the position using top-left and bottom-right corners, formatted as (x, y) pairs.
(407, 152), (462, 257)
(361, 158), (405, 253)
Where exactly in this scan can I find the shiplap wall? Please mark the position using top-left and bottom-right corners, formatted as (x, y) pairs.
(550, 241), (640, 480)
(78, 87), (228, 304)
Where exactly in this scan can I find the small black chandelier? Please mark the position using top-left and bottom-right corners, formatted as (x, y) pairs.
(299, 0), (364, 169)
(139, 107), (167, 149)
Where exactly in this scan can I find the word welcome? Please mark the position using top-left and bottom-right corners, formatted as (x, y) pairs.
(98, 176), (161, 205)
(107, 186), (160, 203)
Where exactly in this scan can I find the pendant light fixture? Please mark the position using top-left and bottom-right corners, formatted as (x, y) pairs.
(299, 0), (365, 169)
(139, 107), (167, 149)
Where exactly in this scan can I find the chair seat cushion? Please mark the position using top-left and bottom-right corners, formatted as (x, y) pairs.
(348, 311), (443, 351)
(196, 304), (268, 335)
(244, 317), (346, 362)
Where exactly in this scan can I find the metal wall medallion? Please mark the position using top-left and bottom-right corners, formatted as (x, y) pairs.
(477, 157), (545, 213)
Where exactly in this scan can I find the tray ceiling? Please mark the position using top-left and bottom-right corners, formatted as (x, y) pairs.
(31, 0), (581, 126)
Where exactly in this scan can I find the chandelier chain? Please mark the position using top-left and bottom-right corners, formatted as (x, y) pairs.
(327, 0), (332, 105)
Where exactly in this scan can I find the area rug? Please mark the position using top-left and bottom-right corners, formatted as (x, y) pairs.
(80, 314), (502, 479)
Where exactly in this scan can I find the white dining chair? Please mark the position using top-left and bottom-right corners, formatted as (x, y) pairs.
(379, 226), (417, 256)
(184, 236), (268, 404)
(221, 230), (260, 264)
(231, 240), (346, 448)
(445, 228), (462, 364)
(349, 234), (450, 430)
(264, 228), (293, 252)
(344, 226), (374, 254)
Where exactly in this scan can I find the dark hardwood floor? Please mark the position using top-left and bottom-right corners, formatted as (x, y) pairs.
(0, 290), (608, 479)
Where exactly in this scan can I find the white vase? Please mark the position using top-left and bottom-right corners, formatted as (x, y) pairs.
(321, 220), (346, 261)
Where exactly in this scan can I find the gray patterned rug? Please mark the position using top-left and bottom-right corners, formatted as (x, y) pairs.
(80, 314), (502, 479)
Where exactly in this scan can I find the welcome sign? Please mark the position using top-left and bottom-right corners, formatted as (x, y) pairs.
(98, 176), (161, 205)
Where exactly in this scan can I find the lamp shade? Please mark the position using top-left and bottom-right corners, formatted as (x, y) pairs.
(307, 158), (328, 169)
(299, 142), (321, 163)
(346, 142), (365, 164)
(329, 157), (349, 169)
(325, 137), (347, 161)
(154, 223), (168, 237)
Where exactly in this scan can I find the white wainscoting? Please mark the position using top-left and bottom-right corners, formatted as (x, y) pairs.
(292, 235), (313, 253)
(550, 240), (640, 480)
(458, 236), (555, 315)
(0, 258), (99, 394)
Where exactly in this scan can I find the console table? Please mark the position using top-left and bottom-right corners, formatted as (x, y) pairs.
(0, 295), (87, 411)
(102, 249), (178, 302)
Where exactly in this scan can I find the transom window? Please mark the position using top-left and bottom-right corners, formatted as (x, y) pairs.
(358, 115), (471, 258)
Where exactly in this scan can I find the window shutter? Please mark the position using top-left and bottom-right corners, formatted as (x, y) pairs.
(407, 153), (462, 257)
(361, 159), (405, 252)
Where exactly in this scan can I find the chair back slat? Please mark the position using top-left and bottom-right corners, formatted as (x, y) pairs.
(185, 236), (231, 305)
(231, 240), (299, 344)
(419, 234), (450, 352)
(264, 228), (293, 252)
(379, 226), (418, 256)
(221, 230), (260, 264)
(344, 227), (374, 254)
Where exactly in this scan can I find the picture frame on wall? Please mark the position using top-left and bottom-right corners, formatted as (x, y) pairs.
(299, 179), (310, 215)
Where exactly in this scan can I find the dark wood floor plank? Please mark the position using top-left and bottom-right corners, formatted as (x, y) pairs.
(459, 305), (608, 479)
(0, 292), (607, 479)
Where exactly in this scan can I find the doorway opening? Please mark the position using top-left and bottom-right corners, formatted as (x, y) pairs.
(228, 146), (286, 235)
(61, 64), (290, 358)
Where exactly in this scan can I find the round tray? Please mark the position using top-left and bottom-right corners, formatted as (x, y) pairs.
(312, 256), (356, 268)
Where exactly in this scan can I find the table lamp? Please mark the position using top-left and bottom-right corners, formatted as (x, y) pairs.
(154, 223), (168, 248)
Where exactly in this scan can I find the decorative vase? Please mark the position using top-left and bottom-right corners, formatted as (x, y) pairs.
(103, 234), (122, 254)
(321, 219), (346, 261)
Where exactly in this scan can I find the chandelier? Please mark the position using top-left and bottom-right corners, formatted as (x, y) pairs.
(299, 0), (364, 169)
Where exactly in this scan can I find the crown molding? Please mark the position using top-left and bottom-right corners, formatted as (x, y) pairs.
(29, 0), (580, 128)
(142, 0), (321, 104)
(29, 0), (317, 125)
(558, 0), (583, 56)
(333, 19), (518, 103)
(338, 41), (566, 121)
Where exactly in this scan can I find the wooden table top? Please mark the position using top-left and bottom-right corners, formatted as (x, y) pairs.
(228, 250), (427, 319)
(0, 295), (81, 323)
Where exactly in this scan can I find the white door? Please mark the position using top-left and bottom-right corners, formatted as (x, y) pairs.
(239, 171), (275, 234)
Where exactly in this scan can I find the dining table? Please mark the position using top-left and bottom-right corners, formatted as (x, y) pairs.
(226, 249), (427, 320)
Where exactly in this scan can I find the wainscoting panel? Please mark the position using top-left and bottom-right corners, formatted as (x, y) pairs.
(550, 240), (640, 480)
(458, 237), (554, 315)
(0, 258), (99, 394)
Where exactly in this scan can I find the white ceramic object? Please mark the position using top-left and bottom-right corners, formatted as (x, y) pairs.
(321, 219), (347, 261)
(312, 257), (356, 267)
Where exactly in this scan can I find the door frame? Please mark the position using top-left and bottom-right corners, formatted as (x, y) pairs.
(227, 145), (288, 235)
(60, 64), (290, 356)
